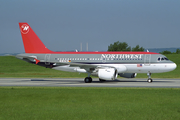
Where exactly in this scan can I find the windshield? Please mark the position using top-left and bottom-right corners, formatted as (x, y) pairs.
(157, 57), (169, 61)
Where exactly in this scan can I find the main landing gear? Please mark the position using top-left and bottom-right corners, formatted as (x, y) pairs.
(147, 72), (153, 83)
(84, 77), (92, 83)
(84, 77), (106, 83)
(84, 72), (92, 83)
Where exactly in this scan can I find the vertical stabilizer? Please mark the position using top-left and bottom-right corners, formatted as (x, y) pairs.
(19, 23), (53, 53)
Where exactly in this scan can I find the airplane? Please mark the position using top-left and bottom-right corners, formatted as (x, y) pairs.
(16, 23), (177, 83)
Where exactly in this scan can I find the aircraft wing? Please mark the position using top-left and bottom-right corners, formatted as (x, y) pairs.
(59, 61), (115, 72)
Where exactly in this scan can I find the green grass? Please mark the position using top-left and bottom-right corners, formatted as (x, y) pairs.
(0, 54), (180, 78)
(0, 87), (180, 120)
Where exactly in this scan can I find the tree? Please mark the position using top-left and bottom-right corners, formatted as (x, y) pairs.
(108, 41), (131, 51)
(132, 45), (145, 51)
(160, 50), (172, 54)
(176, 49), (180, 54)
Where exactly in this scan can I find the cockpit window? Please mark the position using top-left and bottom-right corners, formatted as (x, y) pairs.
(164, 57), (169, 60)
(157, 57), (169, 61)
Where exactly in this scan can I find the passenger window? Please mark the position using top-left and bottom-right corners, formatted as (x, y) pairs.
(161, 58), (164, 60)
(158, 58), (161, 61)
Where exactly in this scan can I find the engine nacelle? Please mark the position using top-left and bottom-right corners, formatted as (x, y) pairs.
(98, 68), (117, 80)
(119, 73), (137, 78)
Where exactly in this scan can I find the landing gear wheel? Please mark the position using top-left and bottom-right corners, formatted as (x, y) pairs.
(84, 77), (92, 83)
(99, 79), (106, 82)
(147, 79), (153, 83)
(147, 72), (153, 83)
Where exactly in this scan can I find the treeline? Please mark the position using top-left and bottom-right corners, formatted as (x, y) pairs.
(108, 41), (144, 51)
(108, 41), (180, 54)
(160, 49), (180, 54)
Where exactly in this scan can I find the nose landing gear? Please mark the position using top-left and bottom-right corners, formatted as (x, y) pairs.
(147, 72), (153, 83)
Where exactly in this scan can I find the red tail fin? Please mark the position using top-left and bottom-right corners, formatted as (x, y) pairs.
(19, 23), (53, 53)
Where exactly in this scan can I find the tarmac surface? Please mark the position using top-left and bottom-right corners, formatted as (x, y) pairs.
(0, 78), (180, 88)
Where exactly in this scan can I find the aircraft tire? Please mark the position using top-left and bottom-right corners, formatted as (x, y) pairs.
(84, 77), (92, 83)
(147, 78), (153, 83)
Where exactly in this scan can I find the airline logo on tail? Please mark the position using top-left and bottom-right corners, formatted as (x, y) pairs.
(20, 24), (29, 34)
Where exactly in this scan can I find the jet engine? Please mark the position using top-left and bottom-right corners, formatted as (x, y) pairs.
(119, 73), (137, 78)
(98, 68), (118, 80)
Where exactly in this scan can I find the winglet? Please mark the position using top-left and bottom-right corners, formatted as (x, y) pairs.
(19, 23), (53, 53)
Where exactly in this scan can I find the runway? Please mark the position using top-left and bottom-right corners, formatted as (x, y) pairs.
(0, 78), (180, 87)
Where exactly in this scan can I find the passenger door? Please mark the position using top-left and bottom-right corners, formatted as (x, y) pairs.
(144, 54), (151, 66)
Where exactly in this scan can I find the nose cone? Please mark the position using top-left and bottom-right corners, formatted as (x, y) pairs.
(168, 63), (177, 71)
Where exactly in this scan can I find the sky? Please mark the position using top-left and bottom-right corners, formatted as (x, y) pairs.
(0, 0), (180, 53)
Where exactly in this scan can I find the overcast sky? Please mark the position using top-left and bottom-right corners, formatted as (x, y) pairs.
(0, 0), (180, 53)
